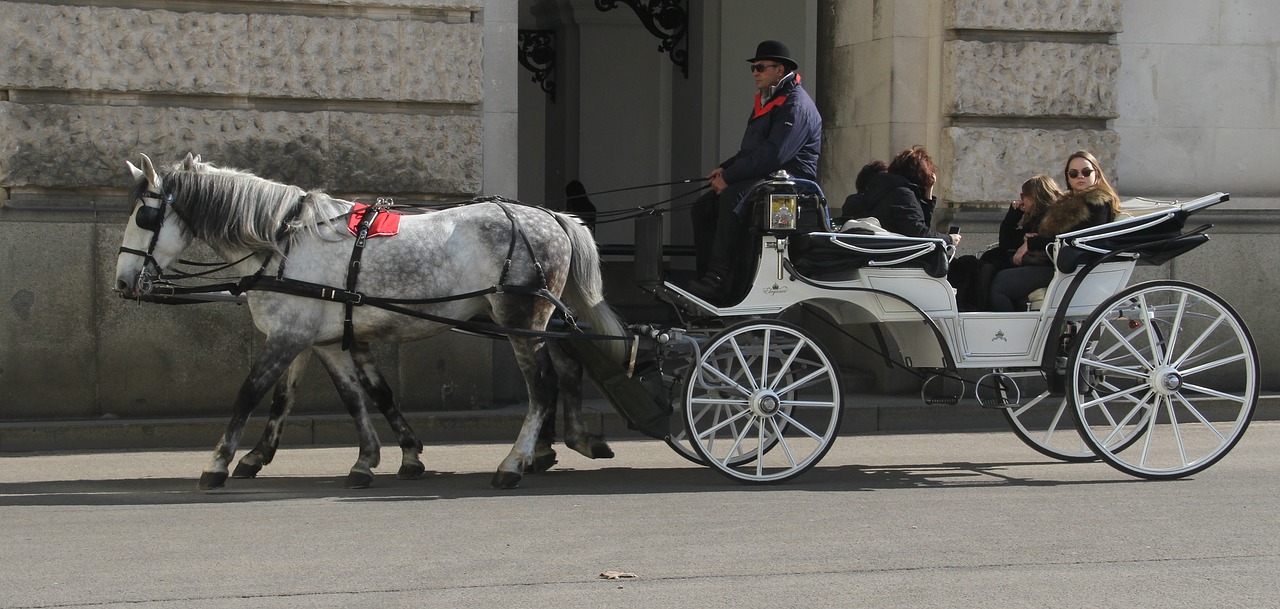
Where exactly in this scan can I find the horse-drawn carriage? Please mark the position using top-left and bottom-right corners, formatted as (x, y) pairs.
(114, 155), (1256, 488)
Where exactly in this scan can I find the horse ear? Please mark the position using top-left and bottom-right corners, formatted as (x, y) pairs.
(127, 160), (144, 182)
(182, 152), (200, 170)
(139, 153), (160, 186)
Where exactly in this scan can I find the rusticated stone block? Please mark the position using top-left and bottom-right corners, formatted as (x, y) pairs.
(940, 127), (1120, 203)
(0, 102), (481, 195)
(0, 2), (482, 103)
(946, 0), (1123, 33)
(944, 41), (1119, 118)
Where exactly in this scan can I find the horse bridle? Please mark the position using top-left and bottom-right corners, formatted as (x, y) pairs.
(118, 188), (172, 294)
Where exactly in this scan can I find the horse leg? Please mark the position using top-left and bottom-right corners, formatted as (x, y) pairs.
(492, 336), (557, 489)
(524, 386), (559, 475)
(233, 351), (310, 479)
(200, 337), (309, 490)
(311, 344), (382, 489)
(550, 339), (613, 460)
(349, 342), (425, 480)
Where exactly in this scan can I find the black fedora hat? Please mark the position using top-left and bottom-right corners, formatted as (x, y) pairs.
(746, 40), (797, 71)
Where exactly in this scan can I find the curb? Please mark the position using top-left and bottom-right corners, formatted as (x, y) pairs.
(2, 394), (1277, 453)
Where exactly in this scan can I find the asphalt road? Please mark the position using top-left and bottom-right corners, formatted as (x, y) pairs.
(1, 424), (1277, 608)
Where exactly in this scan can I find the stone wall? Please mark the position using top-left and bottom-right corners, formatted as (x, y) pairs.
(940, 0), (1123, 203)
(0, 1), (492, 421)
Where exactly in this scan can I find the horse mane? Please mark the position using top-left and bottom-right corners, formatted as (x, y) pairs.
(158, 163), (346, 254)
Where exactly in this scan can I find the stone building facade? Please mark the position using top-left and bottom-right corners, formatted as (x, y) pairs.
(2, 0), (1276, 424)
(0, 0), (512, 419)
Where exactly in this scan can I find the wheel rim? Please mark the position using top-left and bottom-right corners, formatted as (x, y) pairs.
(685, 320), (843, 483)
(1070, 282), (1258, 479)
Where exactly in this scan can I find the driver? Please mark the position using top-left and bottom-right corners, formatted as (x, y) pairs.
(687, 40), (822, 304)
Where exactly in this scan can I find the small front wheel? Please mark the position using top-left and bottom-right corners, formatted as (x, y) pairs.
(1069, 281), (1258, 479)
(684, 320), (843, 483)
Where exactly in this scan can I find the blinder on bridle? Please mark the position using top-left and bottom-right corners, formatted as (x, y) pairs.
(118, 188), (174, 294)
(134, 196), (166, 232)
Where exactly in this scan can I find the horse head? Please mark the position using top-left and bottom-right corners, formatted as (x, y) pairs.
(114, 153), (196, 298)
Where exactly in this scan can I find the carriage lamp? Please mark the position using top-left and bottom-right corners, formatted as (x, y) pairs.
(767, 194), (799, 232)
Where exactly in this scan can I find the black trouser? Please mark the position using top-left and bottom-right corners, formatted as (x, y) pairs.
(988, 265), (1055, 312)
(690, 182), (752, 278)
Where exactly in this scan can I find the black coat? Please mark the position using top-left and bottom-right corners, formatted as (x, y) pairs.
(861, 172), (953, 244)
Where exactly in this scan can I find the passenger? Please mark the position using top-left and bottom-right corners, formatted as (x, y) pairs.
(839, 160), (888, 219)
(687, 40), (822, 304)
(988, 151), (1121, 312)
(950, 175), (1061, 311)
(860, 146), (959, 246)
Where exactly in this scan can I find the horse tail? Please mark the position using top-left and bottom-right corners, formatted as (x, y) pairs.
(553, 213), (628, 364)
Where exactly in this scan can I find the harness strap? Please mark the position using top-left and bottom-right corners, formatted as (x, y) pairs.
(342, 199), (389, 350)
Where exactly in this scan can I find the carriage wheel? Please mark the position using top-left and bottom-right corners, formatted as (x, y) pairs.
(1004, 388), (1098, 463)
(684, 319), (843, 483)
(1069, 281), (1258, 479)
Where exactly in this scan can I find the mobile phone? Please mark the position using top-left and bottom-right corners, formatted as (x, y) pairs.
(948, 225), (961, 234)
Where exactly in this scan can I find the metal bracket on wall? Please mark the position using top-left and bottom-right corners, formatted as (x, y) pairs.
(595, 0), (689, 78)
(518, 29), (557, 102)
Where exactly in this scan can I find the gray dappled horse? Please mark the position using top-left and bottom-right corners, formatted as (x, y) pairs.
(114, 154), (625, 489)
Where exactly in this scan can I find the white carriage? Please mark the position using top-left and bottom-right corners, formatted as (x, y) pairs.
(633, 172), (1256, 484)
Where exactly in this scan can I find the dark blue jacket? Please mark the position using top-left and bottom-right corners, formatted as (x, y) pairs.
(720, 72), (822, 187)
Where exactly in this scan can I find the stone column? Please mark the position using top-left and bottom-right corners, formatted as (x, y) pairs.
(940, 0), (1123, 205)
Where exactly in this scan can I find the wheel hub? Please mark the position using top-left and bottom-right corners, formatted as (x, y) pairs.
(1150, 365), (1184, 395)
(750, 390), (782, 417)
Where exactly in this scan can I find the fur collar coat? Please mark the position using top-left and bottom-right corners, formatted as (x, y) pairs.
(1037, 186), (1117, 238)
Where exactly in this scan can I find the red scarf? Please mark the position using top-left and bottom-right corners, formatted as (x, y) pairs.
(752, 93), (788, 119)
(752, 73), (800, 119)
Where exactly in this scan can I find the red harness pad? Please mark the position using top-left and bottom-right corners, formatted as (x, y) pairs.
(347, 202), (402, 238)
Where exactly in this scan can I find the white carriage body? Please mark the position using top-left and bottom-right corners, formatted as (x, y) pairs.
(664, 192), (1227, 371)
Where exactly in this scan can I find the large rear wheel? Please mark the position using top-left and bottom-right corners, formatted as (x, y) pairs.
(1069, 281), (1258, 479)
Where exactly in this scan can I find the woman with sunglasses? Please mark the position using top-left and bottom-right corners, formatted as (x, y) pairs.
(988, 150), (1121, 311)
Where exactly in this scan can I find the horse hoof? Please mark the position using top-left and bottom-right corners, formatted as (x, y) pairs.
(197, 471), (228, 490)
(232, 462), (262, 479)
(524, 452), (558, 474)
(570, 436), (615, 460)
(490, 471), (522, 489)
(397, 463), (426, 480)
(345, 470), (374, 489)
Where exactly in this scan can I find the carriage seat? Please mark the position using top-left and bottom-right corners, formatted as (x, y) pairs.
(1051, 201), (1208, 274)
(788, 217), (951, 281)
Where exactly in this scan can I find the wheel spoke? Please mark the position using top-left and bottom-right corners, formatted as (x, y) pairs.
(1171, 311), (1228, 369)
(1179, 382), (1248, 403)
(769, 340), (804, 392)
(768, 416), (800, 468)
(1174, 391), (1229, 442)
(1161, 395), (1191, 467)
(1100, 319), (1157, 370)
(773, 365), (832, 396)
(1137, 294), (1170, 366)
(1180, 352), (1247, 378)
(698, 359), (752, 397)
(728, 336), (760, 393)
(1077, 357), (1149, 379)
(774, 409), (825, 442)
(1162, 291), (1189, 360)
(693, 405), (752, 439)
